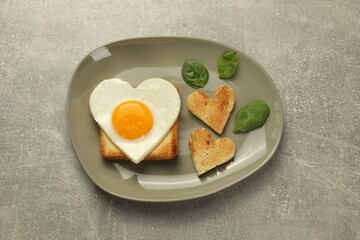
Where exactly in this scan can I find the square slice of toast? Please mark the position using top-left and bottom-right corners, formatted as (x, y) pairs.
(100, 118), (179, 161)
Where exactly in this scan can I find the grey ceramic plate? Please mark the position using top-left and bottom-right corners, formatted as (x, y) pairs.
(67, 37), (283, 202)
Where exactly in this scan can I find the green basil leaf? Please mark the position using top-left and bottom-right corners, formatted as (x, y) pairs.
(233, 100), (270, 133)
(181, 59), (209, 89)
(218, 50), (239, 79)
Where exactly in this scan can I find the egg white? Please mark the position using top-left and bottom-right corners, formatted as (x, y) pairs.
(89, 78), (181, 164)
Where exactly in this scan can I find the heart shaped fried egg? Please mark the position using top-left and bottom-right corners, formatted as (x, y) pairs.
(89, 78), (181, 164)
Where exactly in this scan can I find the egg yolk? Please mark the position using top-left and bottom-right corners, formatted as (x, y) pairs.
(112, 100), (153, 140)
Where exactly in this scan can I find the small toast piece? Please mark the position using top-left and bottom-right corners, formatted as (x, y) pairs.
(187, 85), (235, 135)
(189, 128), (235, 175)
(100, 118), (179, 161)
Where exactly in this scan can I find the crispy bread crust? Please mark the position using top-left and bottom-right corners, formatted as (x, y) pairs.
(187, 85), (235, 134)
(189, 128), (235, 175)
(99, 85), (180, 161)
(100, 118), (179, 161)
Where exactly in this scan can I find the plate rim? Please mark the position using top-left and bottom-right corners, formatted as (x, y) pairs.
(66, 36), (284, 202)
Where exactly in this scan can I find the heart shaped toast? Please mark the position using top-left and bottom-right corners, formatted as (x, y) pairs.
(189, 128), (235, 175)
(187, 85), (235, 134)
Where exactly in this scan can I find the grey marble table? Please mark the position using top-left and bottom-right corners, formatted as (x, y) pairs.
(1, 1), (359, 239)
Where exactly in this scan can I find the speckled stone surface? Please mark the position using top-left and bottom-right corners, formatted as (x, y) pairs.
(0, 0), (359, 239)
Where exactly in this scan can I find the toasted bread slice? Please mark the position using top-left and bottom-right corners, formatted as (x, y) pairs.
(100, 84), (179, 161)
(100, 118), (179, 160)
(187, 85), (235, 135)
(189, 128), (235, 175)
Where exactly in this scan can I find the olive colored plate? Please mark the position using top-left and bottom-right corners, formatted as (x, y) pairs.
(67, 37), (284, 202)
